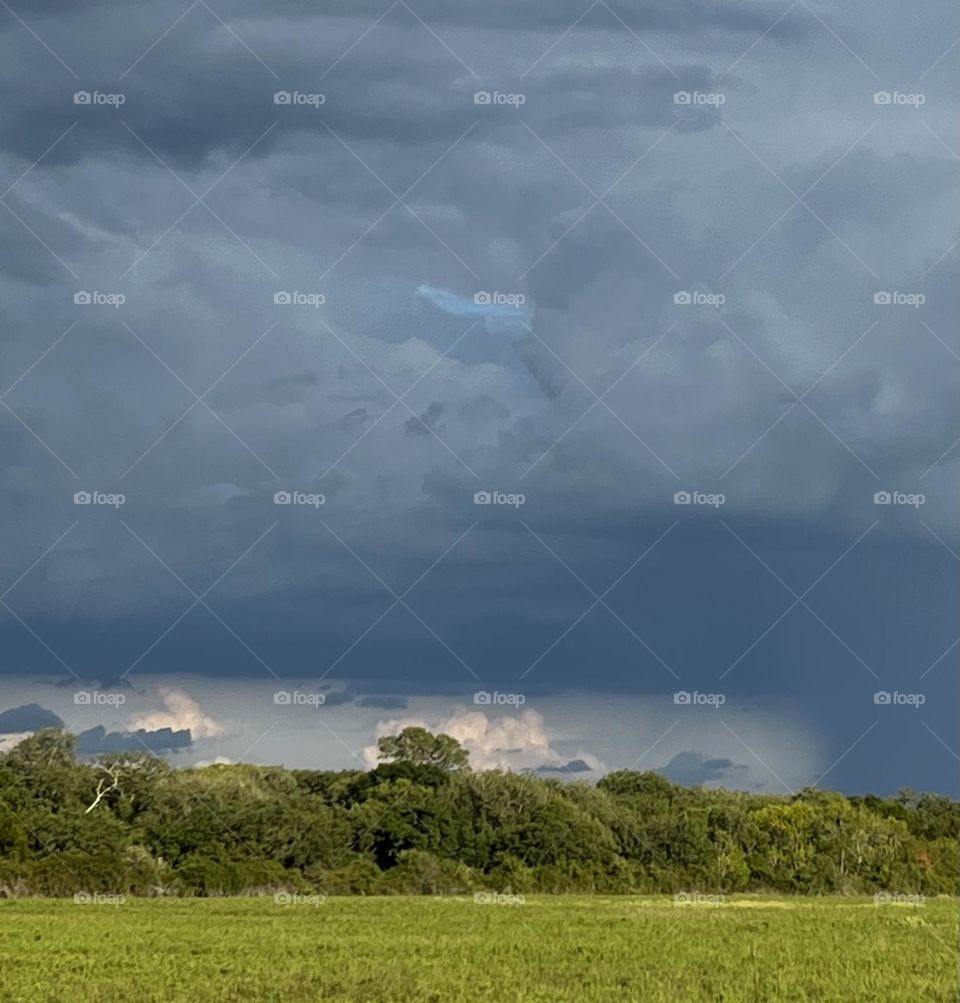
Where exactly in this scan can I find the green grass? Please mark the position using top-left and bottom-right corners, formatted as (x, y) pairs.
(0, 896), (956, 1002)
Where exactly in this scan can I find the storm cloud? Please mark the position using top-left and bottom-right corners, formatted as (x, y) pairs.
(0, 0), (956, 794)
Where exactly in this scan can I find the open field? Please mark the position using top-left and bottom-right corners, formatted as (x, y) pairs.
(0, 896), (956, 1002)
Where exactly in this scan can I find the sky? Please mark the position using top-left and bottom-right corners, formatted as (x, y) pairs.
(0, 0), (957, 795)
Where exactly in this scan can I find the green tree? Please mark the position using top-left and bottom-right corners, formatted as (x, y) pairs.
(376, 727), (469, 771)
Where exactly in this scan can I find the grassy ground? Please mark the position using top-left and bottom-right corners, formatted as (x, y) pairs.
(0, 895), (956, 1002)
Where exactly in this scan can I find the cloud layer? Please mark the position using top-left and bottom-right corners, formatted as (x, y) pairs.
(0, 0), (956, 794)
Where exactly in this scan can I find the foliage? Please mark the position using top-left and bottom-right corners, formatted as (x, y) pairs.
(0, 728), (956, 897)
(376, 727), (470, 771)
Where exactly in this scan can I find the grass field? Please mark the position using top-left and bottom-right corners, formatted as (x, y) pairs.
(0, 895), (956, 1002)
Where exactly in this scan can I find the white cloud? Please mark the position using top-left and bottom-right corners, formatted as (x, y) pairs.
(127, 687), (224, 740)
(0, 732), (31, 754)
(363, 707), (604, 773)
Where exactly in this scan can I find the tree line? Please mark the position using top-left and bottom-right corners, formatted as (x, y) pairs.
(0, 727), (956, 897)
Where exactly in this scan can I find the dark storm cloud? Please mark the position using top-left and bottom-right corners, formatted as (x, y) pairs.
(0, 704), (64, 732)
(538, 758), (592, 774)
(76, 724), (192, 754)
(44, 676), (138, 693)
(1, 0), (808, 31)
(319, 690), (356, 708)
(0, 45), (717, 172)
(232, 0), (812, 36)
(658, 751), (749, 787)
(0, 0), (956, 796)
(405, 401), (443, 436)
